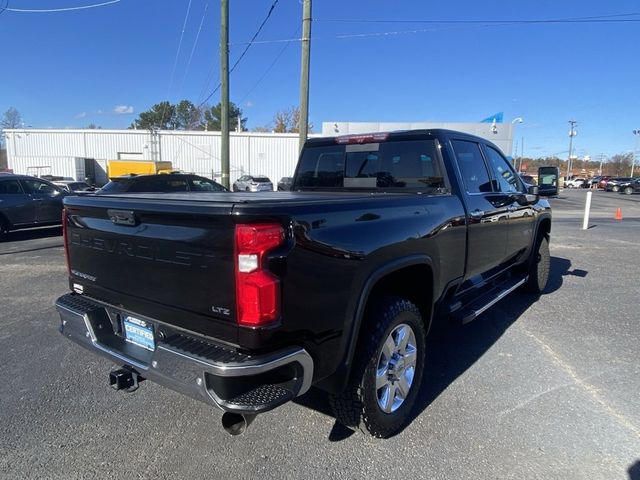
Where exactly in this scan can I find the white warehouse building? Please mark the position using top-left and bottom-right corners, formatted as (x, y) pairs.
(3, 129), (308, 186)
(4, 122), (515, 186)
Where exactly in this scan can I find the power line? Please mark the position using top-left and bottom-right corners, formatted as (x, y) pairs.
(229, 14), (640, 47)
(168, 0), (193, 94)
(178, 1), (210, 96)
(315, 12), (640, 25)
(6, 0), (120, 13)
(239, 26), (300, 104)
(199, 0), (280, 108)
(0, 0), (9, 18)
(158, 0), (193, 129)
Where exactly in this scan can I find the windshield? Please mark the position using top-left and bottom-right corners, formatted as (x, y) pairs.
(188, 177), (227, 192)
(294, 139), (447, 192)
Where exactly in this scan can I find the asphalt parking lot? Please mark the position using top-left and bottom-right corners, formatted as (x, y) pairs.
(1, 189), (639, 480)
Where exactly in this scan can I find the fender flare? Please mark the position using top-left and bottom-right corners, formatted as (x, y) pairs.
(526, 213), (552, 268)
(342, 254), (435, 374)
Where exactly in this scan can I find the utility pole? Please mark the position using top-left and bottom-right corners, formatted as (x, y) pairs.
(632, 130), (639, 178)
(598, 153), (604, 176)
(519, 136), (524, 172)
(220, 0), (230, 188)
(567, 120), (577, 181)
(298, 0), (312, 154)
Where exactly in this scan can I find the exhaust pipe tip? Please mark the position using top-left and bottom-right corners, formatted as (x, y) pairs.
(221, 412), (256, 435)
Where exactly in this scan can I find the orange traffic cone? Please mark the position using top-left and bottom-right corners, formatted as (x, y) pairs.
(615, 207), (622, 220)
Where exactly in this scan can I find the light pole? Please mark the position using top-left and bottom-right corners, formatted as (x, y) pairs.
(511, 118), (523, 168)
(567, 120), (577, 181)
(632, 130), (639, 177)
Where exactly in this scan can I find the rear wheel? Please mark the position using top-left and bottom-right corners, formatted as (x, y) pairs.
(612, 185), (620, 192)
(330, 297), (426, 438)
(0, 217), (8, 242)
(624, 186), (634, 195)
(523, 235), (550, 294)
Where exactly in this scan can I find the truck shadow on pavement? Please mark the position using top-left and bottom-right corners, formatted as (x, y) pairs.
(2, 226), (62, 242)
(294, 256), (587, 441)
(0, 227), (63, 255)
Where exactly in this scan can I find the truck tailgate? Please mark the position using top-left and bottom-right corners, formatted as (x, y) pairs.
(63, 194), (239, 342)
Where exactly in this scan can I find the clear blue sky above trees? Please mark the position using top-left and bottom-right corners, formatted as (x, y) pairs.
(0, 0), (638, 158)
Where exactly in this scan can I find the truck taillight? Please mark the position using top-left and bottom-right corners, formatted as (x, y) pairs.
(62, 209), (71, 275)
(235, 223), (284, 326)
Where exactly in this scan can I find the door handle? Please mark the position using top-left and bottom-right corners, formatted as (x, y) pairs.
(469, 209), (484, 219)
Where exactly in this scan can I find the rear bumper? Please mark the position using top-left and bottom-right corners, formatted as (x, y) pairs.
(56, 293), (313, 414)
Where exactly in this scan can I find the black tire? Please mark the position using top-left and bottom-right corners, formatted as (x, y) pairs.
(523, 235), (550, 294)
(0, 217), (8, 242)
(624, 187), (634, 195)
(329, 296), (427, 438)
(612, 185), (620, 192)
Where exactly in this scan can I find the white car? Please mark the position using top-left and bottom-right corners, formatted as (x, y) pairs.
(232, 175), (273, 192)
(565, 178), (587, 188)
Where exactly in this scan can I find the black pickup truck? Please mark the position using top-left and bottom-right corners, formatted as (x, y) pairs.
(56, 130), (558, 438)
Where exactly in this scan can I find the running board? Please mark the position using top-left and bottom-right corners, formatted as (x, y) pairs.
(451, 276), (528, 325)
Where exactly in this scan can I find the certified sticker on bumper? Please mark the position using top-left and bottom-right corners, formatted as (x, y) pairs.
(123, 316), (155, 351)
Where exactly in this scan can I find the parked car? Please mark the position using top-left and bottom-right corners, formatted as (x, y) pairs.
(277, 177), (294, 191)
(605, 177), (634, 192)
(233, 175), (273, 192)
(97, 173), (227, 194)
(518, 174), (537, 186)
(0, 174), (67, 240)
(565, 177), (588, 188)
(597, 176), (613, 189)
(53, 180), (95, 193)
(622, 179), (640, 195)
(57, 129), (557, 438)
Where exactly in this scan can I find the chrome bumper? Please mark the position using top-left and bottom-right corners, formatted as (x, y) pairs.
(56, 293), (313, 414)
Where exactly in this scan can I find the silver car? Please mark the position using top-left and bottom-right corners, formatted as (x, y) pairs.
(233, 175), (273, 192)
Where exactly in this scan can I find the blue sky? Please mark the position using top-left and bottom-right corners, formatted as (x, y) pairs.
(0, 0), (638, 159)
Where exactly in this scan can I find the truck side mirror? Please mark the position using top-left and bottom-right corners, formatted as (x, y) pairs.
(538, 166), (559, 197)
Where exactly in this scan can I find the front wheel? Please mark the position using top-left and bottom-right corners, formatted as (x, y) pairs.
(0, 217), (8, 242)
(612, 185), (620, 192)
(330, 297), (426, 438)
(523, 235), (550, 294)
(624, 187), (634, 195)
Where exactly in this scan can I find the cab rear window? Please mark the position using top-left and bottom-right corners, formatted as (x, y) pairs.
(294, 139), (448, 192)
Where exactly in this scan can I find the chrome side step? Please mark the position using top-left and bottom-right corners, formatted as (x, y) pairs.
(452, 276), (528, 324)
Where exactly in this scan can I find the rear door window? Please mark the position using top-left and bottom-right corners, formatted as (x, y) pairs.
(188, 177), (226, 192)
(451, 140), (493, 193)
(20, 179), (59, 195)
(0, 180), (24, 194)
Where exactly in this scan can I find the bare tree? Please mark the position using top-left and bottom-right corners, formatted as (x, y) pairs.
(1, 107), (22, 129)
(271, 107), (313, 133)
(272, 108), (294, 133)
(608, 153), (633, 177)
(251, 125), (272, 133)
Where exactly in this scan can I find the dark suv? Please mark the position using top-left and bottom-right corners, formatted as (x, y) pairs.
(97, 174), (227, 194)
(0, 174), (67, 240)
(622, 179), (640, 195)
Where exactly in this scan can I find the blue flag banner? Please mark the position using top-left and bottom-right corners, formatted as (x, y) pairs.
(480, 112), (504, 123)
